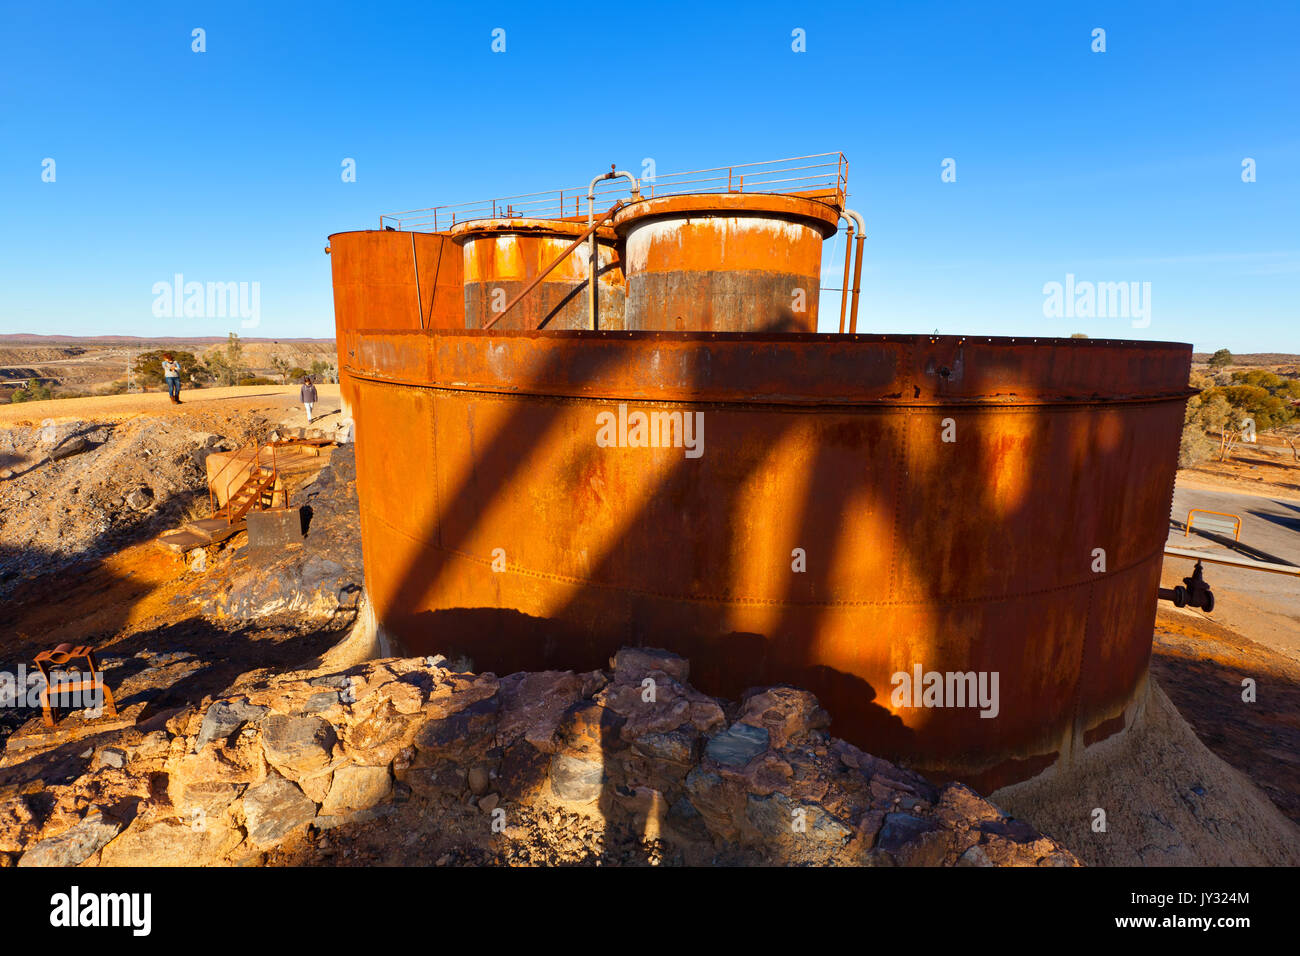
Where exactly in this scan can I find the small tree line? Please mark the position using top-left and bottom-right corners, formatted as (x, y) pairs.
(2, 332), (337, 403)
(1182, 349), (1300, 466)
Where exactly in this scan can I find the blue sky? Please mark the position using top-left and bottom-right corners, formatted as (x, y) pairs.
(2, 1), (1296, 352)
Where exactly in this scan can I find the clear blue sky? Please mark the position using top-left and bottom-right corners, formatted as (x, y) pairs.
(2, 1), (1296, 352)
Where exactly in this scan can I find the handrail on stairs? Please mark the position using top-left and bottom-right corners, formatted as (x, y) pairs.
(207, 431), (280, 526)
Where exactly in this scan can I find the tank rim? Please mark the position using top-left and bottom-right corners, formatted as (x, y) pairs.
(447, 217), (618, 243)
(611, 192), (842, 238)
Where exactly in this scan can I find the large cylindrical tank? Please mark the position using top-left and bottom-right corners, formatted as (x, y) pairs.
(328, 229), (463, 417)
(451, 218), (625, 330)
(339, 328), (1193, 792)
(611, 193), (841, 332)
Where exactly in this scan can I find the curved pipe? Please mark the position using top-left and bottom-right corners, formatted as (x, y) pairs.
(587, 168), (640, 329)
(837, 219), (854, 334)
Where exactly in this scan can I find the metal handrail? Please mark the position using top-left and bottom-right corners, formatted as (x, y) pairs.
(207, 431), (280, 525)
(1185, 509), (1242, 541)
(379, 153), (848, 232)
(1165, 545), (1299, 577)
(208, 435), (256, 516)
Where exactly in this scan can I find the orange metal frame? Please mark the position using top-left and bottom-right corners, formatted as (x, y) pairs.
(1185, 509), (1242, 541)
(33, 644), (117, 729)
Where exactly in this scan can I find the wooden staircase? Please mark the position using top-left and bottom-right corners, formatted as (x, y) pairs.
(155, 434), (336, 555)
(212, 465), (277, 524)
(156, 433), (281, 555)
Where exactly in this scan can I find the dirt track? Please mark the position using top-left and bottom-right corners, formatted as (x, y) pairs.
(0, 383), (341, 427)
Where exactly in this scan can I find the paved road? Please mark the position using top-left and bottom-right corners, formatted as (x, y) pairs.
(1166, 482), (1300, 659)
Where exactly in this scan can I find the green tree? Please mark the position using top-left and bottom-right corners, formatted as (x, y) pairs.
(1231, 369), (1284, 390)
(1204, 379), (1298, 433)
(1179, 393), (1215, 466)
(204, 333), (247, 386)
(1207, 348), (1233, 368)
(10, 378), (52, 403)
(133, 350), (201, 386)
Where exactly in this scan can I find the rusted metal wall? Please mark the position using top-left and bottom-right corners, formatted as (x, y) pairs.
(340, 328), (1192, 791)
(451, 218), (625, 330)
(327, 229), (463, 415)
(612, 194), (840, 332)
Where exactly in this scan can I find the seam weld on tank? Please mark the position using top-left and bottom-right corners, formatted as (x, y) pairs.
(450, 218), (625, 330)
(611, 193), (842, 332)
(336, 321), (1194, 793)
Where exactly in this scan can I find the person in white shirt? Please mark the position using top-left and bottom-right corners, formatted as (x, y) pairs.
(162, 355), (182, 404)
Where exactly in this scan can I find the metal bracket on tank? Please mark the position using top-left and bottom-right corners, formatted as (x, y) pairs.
(919, 336), (966, 394)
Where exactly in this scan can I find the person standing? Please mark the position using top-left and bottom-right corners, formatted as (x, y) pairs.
(301, 376), (318, 422)
(161, 354), (182, 404)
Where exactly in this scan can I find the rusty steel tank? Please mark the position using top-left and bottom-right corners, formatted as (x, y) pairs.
(327, 229), (463, 416)
(451, 218), (625, 330)
(611, 193), (841, 332)
(337, 323), (1192, 792)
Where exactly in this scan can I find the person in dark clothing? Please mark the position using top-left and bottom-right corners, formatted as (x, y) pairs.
(301, 377), (318, 422)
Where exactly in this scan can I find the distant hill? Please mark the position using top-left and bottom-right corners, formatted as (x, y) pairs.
(0, 333), (333, 345)
(1192, 353), (1300, 365)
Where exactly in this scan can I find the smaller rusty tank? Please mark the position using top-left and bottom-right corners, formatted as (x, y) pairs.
(611, 193), (840, 332)
(450, 218), (625, 330)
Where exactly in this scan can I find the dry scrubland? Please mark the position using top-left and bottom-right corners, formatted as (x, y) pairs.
(0, 337), (336, 402)
(0, 384), (1298, 866)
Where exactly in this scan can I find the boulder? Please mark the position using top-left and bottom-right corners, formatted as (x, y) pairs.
(99, 818), (241, 866)
(241, 772), (317, 849)
(18, 812), (120, 867)
(320, 765), (391, 815)
(549, 754), (604, 803)
(261, 715), (336, 776)
(610, 647), (690, 685)
(738, 686), (830, 749)
(124, 487), (153, 510)
(705, 723), (770, 768)
(195, 698), (268, 749)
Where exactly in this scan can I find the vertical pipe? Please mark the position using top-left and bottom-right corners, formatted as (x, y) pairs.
(842, 209), (866, 334)
(411, 233), (425, 330)
(586, 167), (641, 330)
(838, 225), (854, 334)
(849, 234), (865, 334)
(589, 223), (599, 330)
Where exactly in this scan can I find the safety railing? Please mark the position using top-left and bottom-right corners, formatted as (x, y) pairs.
(207, 432), (279, 525)
(379, 152), (848, 232)
(1185, 509), (1242, 542)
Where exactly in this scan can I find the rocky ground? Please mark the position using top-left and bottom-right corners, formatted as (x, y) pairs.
(0, 405), (279, 588)
(0, 647), (1078, 867)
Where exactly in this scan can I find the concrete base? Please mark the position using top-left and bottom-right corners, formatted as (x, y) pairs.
(246, 507), (305, 554)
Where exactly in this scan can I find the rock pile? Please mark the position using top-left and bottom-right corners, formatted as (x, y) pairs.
(0, 418), (237, 584)
(0, 647), (1077, 867)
